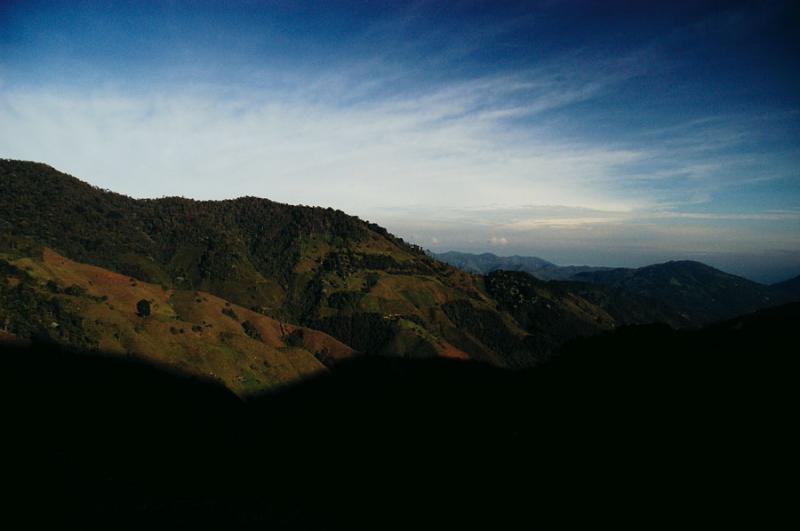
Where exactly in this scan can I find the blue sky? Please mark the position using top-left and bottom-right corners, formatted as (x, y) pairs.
(1, 1), (799, 282)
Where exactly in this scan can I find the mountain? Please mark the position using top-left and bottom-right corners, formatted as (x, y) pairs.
(773, 274), (800, 299)
(556, 279), (693, 328)
(5, 159), (794, 394)
(3, 159), (794, 526)
(0, 246), (353, 396)
(4, 302), (795, 528)
(1, 159), (620, 389)
(439, 250), (797, 327)
(572, 260), (786, 325)
(434, 250), (610, 280)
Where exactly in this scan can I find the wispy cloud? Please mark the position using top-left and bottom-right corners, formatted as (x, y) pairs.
(0, 62), (649, 214)
(1, 47), (797, 280)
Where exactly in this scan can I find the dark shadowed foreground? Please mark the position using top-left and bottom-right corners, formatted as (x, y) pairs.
(3, 304), (797, 529)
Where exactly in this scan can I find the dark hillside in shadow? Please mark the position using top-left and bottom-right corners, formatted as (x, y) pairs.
(4, 304), (797, 529)
(572, 260), (786, 324)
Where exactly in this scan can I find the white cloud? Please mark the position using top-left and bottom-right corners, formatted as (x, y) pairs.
(0, 68), (649, 218)
(1, 64), (797, 278)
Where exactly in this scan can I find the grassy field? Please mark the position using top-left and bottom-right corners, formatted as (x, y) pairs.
(1, 247), (356, 396)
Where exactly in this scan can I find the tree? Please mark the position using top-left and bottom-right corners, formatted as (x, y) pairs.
(241, 320), (262, 341)
(136, 299), (151, 317)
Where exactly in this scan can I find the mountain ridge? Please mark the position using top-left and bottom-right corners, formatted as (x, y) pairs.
(438, 250), (798, 326)
(3, 158), (797, 393)
(1, 159), (618, 385)
(433, 250), (610, 280)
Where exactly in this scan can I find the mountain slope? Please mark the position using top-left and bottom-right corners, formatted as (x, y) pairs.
(772, 274), (800, 299)
(1, 159), (615, 367)
(573, 260), (784, 325)
(556, 279), (692, 328)
(0, 246), (355, 395)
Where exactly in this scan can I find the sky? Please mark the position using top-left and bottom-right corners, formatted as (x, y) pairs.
(1, 1), (799, 282)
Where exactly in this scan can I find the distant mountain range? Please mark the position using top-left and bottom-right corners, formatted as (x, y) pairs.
(2, 159), (798, 396)
(433, 250), (610, 280)
(436, 250), (799, 326)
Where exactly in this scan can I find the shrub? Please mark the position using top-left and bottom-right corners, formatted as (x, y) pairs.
(136, 299), (151, 317)
(241, 320), (262, 341)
